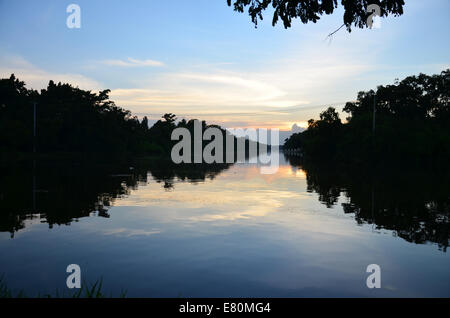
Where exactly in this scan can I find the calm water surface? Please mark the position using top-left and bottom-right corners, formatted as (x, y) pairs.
(0, 155), (449, 297)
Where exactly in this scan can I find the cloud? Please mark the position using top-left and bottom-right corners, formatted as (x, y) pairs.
(102, 228), (162, 237)
(291, 123), (305, 134)
(106, 43), (376, 128)
(0, 34), (382, 129)
(109, 71), (298, 110)
(0, 43), (375, 130)
(102, 57), (164, 67)
(0, 55), (103, 91)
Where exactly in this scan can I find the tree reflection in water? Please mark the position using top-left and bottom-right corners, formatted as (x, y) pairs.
(0, 159), (231, 237)
(285, 154), (450, 252)
(1, 155), (449, 253)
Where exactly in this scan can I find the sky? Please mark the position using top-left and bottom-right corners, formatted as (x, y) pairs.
(0, 0), (449, 131)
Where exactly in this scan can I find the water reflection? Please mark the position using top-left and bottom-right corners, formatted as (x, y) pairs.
(1, 156), (450, 251)
(0, 159), (231, 237)
(0, 156), (449, 297)
(285, 154), (450, 252)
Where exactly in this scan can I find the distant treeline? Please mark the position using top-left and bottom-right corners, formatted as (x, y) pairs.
(284, 70), (450, 168)
(0, 75), (250, 159)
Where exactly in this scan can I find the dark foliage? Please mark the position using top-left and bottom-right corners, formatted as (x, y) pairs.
(0, 75), (158, 156)
(284, 69), (450, 168)
(227, 0), (405, 30)
(285, 155), (450, 252)
(0, 159), (231, 237)
(0, 75), (242, 159)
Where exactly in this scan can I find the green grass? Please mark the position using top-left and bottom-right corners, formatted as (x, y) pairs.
(0, 276), (127, 298)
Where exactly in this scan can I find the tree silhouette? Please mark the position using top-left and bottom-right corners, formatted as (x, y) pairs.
(0, 75), (248, 159)
(283, 69), (450, 167)
(227, 0), (405, 30)
(319, 107), (341, 124)
(162, 113), (177, 123)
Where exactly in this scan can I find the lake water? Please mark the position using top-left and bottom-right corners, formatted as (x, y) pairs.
(0, 154), (449, 297)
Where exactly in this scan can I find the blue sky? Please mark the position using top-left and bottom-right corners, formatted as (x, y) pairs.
(1, 0), (449, 130)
